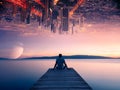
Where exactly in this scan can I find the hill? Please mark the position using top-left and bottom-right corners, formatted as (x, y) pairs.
(23, 55), (113, 60)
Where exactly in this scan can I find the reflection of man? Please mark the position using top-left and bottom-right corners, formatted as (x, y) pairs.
(54, 54), (68, 69)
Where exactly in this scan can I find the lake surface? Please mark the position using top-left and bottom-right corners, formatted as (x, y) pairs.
(0, 59), (120, 90)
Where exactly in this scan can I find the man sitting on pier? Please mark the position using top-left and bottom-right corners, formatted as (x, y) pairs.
(54, 54), (68, 69)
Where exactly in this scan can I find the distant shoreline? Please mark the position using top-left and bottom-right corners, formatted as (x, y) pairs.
(1, 55), (119, 60)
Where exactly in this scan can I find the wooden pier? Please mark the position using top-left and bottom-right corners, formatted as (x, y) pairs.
(30, 68), (92, 90)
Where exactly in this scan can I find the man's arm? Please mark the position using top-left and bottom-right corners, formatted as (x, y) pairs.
(64, 62), (68, 68)
(54, 60), (57, 69)
(64, 59), (68, 68)
(54, 63), (57, 69)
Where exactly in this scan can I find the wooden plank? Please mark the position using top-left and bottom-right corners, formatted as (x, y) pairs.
(30, 68), (92, 90)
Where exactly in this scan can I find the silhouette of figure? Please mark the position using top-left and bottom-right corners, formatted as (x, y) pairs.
(54, 54), (68, 69)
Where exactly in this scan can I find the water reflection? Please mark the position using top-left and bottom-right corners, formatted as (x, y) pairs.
(0, 59), (120, 90)
(67, 59), (120, 90)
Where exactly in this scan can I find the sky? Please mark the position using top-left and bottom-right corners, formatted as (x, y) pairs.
(0, 0), (120, 59)
(0, 21), (120, 58)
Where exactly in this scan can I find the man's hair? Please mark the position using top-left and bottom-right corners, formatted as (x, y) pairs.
(59, 54), (62, 57)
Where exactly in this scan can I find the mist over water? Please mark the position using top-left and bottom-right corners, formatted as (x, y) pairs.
(0, 59), (120, 90)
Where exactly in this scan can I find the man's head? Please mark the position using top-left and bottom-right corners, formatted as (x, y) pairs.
(59, 54), (62, 57)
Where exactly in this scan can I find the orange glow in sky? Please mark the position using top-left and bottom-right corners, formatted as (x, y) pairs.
(34, 0), (45, 8)
(69, 0), (84, 16)
(31, 7), (42, 17)
(6, 0), (27, 9)
(53, 0), (59, 5)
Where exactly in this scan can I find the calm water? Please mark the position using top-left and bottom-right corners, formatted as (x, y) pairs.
(0, 59), (120, 90)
